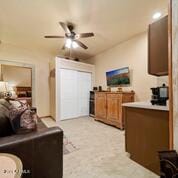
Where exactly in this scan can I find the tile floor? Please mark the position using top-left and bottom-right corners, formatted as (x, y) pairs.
(42, 117), (158, 178)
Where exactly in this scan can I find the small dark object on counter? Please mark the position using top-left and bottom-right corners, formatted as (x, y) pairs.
(93, 87), (98, 91)
(99, 86), (102, 92)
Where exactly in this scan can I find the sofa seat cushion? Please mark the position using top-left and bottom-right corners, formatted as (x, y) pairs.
(0, 100), (14, 137)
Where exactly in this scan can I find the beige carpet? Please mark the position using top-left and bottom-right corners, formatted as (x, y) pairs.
(42, 117), (158, 178)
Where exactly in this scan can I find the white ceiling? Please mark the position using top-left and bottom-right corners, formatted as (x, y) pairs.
(0, 0), (168, 60)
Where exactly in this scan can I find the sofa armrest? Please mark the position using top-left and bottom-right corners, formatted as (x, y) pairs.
(0, 127), (63, 178)
(0, 127), (62, 148)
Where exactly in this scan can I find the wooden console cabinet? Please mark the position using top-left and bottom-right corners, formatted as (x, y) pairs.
(95, 91), (134, 129)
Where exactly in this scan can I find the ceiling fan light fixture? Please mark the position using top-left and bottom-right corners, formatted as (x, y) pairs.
(72, 41), (79, 48)
(45, 22), (93, 50)
(65, 38), (72, 48)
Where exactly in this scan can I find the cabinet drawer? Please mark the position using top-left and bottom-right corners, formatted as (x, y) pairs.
(95, 93), (106, 98)
(107, 93), (119, 98)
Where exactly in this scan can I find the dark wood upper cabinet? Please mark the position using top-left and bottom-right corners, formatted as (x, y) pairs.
(148, 15), (168, 76)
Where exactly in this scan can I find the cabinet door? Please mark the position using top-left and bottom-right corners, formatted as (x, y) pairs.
(107, 94), (120, 123)
(148, 15), (168, 76)
(95, 93), (107, 119)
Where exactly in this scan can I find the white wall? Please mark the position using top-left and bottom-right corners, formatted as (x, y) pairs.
(157, 76), (169, 86)
(0, 42), (52, 117)
(86, 32), (158, 101)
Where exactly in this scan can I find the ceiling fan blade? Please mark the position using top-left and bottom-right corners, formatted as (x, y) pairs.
(74, 40), (88, 49)
(59, 22), (71, 34)
(44, 35), (64, 38)
(75, 32), (94, 39)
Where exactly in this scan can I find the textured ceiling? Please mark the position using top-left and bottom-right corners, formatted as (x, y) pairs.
(0, 0), (168, 60)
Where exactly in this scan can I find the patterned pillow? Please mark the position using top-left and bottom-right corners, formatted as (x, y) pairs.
(19, 110), (37, 133)
(9, 100), (29, 109)
(9, 100), (37, 134)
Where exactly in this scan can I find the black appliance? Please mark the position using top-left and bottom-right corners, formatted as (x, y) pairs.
(89, 91), (95, 117)
(98, 86), (102, 92)
(158, 150), (178, 178)
(93, 87), (98, 91)
(151, 84), (168, 106)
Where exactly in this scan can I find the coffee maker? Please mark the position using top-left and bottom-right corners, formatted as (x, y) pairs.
(150, 84), (168, 106)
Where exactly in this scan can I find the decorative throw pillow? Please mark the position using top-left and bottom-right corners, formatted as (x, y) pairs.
(19, 110), (37, 133)
(9, 100), (37, 134)
(9, 100), (24, 108)
(9, 103), (28, 132)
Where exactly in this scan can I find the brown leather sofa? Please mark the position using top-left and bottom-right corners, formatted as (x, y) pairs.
(0, 99), (63, 178)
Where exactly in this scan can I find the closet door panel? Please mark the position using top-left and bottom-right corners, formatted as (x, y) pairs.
(78, 72), (92, 116)
(60, 69), (78, 120)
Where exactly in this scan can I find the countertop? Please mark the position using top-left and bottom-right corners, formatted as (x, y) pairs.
(122, 101), (169, 111)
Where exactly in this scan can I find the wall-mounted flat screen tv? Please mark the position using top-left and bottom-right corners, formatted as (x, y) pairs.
(106, 67), (130, 87)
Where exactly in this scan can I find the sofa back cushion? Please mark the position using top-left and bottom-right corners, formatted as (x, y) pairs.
(0, 99), (11, 109)
(0, 99), (14, 137)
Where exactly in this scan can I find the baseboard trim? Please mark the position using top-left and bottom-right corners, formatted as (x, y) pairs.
(39, 115), (51, 119)
(39, 115), (56, 121)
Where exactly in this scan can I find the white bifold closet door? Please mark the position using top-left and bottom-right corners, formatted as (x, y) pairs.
(60, 69), (78, 120)
(78, 71), (92, 116)
(60, 69), (91, 120)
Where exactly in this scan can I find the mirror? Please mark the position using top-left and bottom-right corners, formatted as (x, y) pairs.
(0, 60), (35, 107)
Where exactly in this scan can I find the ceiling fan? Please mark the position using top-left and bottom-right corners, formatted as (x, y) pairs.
(44, 22), (94, 50)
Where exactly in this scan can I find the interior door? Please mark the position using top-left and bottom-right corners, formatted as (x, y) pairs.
(60, 69), (78, 120)
(77, 71), (92, 116)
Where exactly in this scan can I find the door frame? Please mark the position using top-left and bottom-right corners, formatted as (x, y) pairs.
(55, 57), (95, 122)
(168, 0), (173, 149)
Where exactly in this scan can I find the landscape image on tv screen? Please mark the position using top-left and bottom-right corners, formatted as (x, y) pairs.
(106, 67), (130, 86)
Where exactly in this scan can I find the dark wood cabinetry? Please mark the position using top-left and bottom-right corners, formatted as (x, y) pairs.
(148, 15), (168, 76)
(125, 107), (169, 174)
(95, 91), (134, 129)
